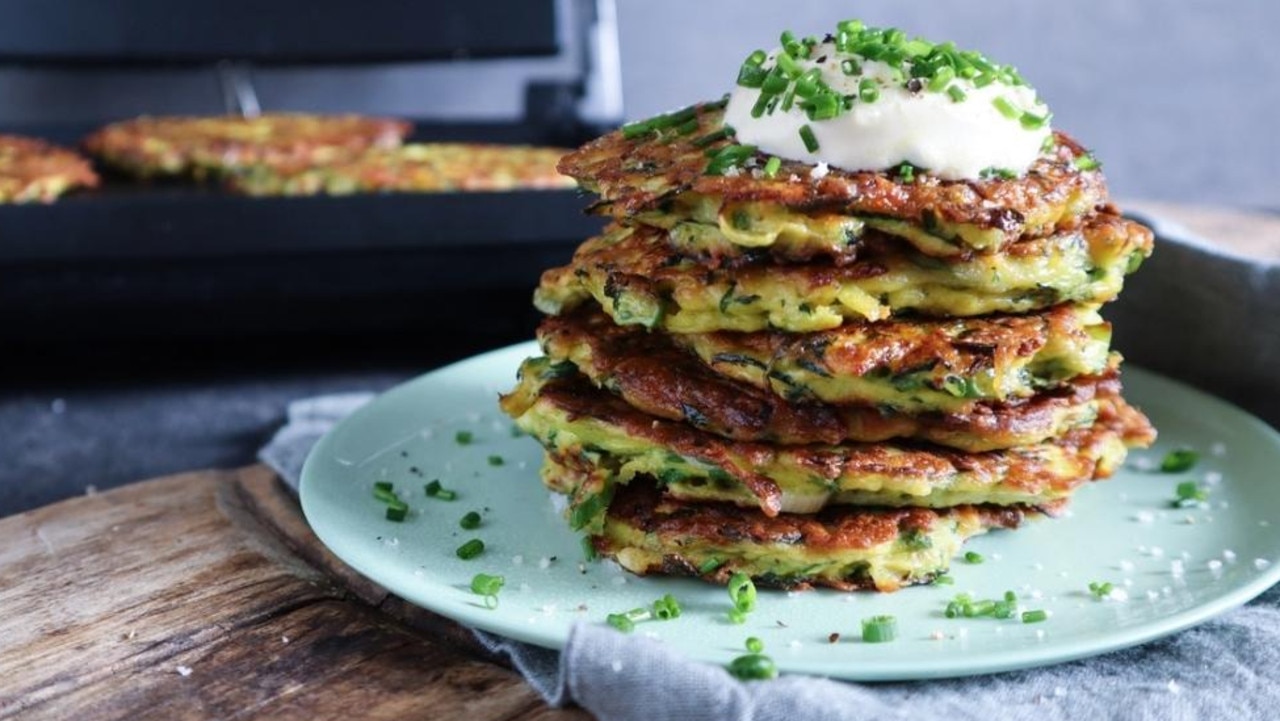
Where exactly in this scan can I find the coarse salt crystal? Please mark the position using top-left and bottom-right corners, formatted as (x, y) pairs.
(176, 666), (193, 677)
(1053, 686), (1067, 697)
(1146, 590), (1160, 601)
(1131, 457), (1156, 471)
(1149, 546), (1165, 558)
(1167, 680), (1181, 695)
(1118, 560), (1135, 572)
(1133, 511), (1155, 524)
(789, 640), (803, 649)
(931, 631), (946, 641)
(1204, 471), (1223, 485)
(1207, 559), (1223, 572)
(724, 166), (742, 178)
(611, 660), (623, 672)
(282, 636), (290, 644)
(1255, 558), (1272, 570)
(1210, 442), (1226, 456)
(1035, 630), (1046, 640)
(1108, 588), (1130, 602)
(512, 555), (524, 566)
(1170, 560), (1185, 576)
(1223, 549), (1238, 563)
(539, 557), (552, 569)
(611, 576), (627, 585)
(811, 162), (830, 180)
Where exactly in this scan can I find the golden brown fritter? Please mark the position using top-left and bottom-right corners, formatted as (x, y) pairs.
(82, 113), (411, 180)
(559, 101), (1108, 256)
(225, 143), (575, 196)
(585, 479), (1041, 592)
(0, 135), (99, 203)
(500, 357), (1156, 521)
(535, 213), (1153, 333)
(538, 305), (1117, 450)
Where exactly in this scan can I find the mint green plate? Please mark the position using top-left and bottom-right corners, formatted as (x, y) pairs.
(300, 341), (1280, 680)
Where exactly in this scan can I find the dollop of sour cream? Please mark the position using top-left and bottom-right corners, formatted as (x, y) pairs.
(724, 38), (1052, 180)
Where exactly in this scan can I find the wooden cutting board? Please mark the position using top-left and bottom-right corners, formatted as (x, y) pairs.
(0, 465), (588, 720)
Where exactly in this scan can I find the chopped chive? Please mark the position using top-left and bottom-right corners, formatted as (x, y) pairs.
(964, 551), (984, 564)
(858, 78), (879, 103)
(1021, 609), (1048, 624)
(1173, 480), (1209, 508)
(727, 571), (757, 623)
(487, 455), (505, 467)
(620, 119), (654, 139)
(745, 636), (764, 654)
(737, 62), (768, 88)
(897, 162), (915, 184)
(1020, 110), (1051, 130)
(509, 425), (525, 438)
(1088, 581), (1115, 599)
(926, 65), (955, 92)
(455, 430), (474, 445)
(372, 482), (399, 504)
(460, 511), (482, 530)
(692, 126), (735, 148)
(763, 156), (782, 178)
(606, 612), (638, 633)
(705, 143), (758, 175)
(799, 124), (819, 153)
(471, 573), (504, 608)
(1161, 448), (1199, 473)
(934, 573), (955, 585)
(727, 652), (778, 681)
(581, 536), (598, 561)
(841, 58), (861, 76)
(653, 594), (682, 620)
(385, 500), (409, 522)
(946, 85), (967, 103)
(861, 615), (898, 643)
(992, 96), (1021, 119)
(425, 480), (457, 501)
(456, 538), (485, 560)
(1074, 153), (1101, 171)
(673, 117), (700, 136)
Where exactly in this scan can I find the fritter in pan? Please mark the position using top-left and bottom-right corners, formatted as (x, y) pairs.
(538, 306), (1116, 450)
(535, 213), (1152, 333)
(0, 135), (100, 203)
(559, 101), (1108, 258)
(579, 479), (1043, 592)
(499, 357), (1155, 524)
(225, 143), (575, 196)
(82, 113), (411, 180)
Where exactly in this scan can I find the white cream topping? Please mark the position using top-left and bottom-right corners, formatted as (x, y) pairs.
(724, 41), (1052, 180)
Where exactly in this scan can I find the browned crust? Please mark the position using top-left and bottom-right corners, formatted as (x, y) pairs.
(527, 369), (1154, 515)
(559, 102), (1108, 244)
(593, 480), (1038, 590)
(0, 134), (100, 203)
(81, 113), (412, 178)
(537, 305), (1118, 450)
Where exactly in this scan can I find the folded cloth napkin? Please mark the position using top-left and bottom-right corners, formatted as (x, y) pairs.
(261, 218), (1280, 721)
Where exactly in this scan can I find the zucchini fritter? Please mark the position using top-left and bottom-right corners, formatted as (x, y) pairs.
(0, 135), (99, 203)
(535, 213), (1152, 333)
(539, 306), (1117, 450)
(559, 101), (1108, 258)
(225, 143), (575, 196)
(82, 113), (411, 180)
(500, 357), (1154, 522)
(584, 480), (1041, 592)
(676, 304), (1113, 412)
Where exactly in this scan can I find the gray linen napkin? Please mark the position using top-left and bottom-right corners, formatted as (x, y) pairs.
(261, 218), (1280, 720)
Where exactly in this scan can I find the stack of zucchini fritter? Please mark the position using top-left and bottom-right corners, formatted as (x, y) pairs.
(500, 100), (1155, 591)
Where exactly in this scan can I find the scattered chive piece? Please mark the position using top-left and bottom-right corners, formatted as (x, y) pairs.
(934, 574), (955, 585)
(1020, 110), (1051, 130)
(509, 425), (525, 438)
(1088, 581), (1115, 599)
(1074, 153), (1101, 171)
(487, 455), (505, 467)
(653, 594), (682, 620)
(964, 551), (984, 564)
(861, 615), (898, 643)
(946, 85), (967, 103)
(763, 156), (782, 178)
(727, 652), (778, 681)
(372, 482), (398, 504)
(1161, 448), (1200, 473)
(745, 636), (765, 654)
(607, 612), (638, 633)
(798, 124), (819, 153)
(992, 96), (1021, 119)
(1041, 135), (1058, 154)
(727, 571), (758, 624)
(1173, 480), (1210, 508)
(425, 480), (458, 501)
(897, 162), (915, 184)
(841, 58), (861, 75)
(1022, 609), (1048, 624)
(705, 143), (758, 175)
(926, 65), (955, 92)
(385, 501), (409, 522)
(580, 536), (599, 561)
(459, 511), (482, 530)
(455, 430), (474, 445)
(470, 573), (504, 609)
(697, 557), (726, 574)
(456, 538), (486, 560)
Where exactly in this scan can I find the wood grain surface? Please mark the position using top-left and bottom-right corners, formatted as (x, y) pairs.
(0, 465), (589, 721)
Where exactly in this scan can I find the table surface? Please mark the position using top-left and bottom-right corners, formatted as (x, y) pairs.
(0, 201), (1275, 719)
